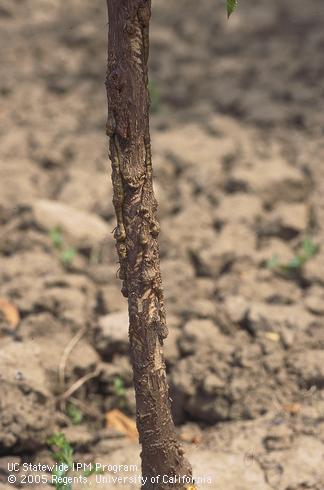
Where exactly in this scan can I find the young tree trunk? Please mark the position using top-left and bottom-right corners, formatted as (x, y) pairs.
(105, 1), (194, 489)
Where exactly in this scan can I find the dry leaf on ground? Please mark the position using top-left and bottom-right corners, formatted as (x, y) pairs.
(0, 298), (20, 328)
(106, 409), (138, 440)
(282, 403), (301, 415)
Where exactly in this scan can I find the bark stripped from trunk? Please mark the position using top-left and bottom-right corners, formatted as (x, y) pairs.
(105, 1), (194, 488)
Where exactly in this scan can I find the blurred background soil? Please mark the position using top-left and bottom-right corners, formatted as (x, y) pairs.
(1, 0), (324, 488)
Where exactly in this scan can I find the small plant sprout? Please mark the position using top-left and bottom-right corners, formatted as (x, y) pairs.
(48, 228), (77, 268)
(49, 227), (64, 250)
(267, 236), (319, 273)
(47, 432), (102, 489)
(47, 432), (73, 490)
(112, 376), (127, 409)
(60, 247), (77, 267)
(227, 0), (239, 18)
(113, 376), (126, 397)
(66, 402), (83, 425)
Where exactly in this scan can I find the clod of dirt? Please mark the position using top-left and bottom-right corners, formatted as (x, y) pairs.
(0, 251), (62, 283)
(171, 328), (302, 425)
(232, 157), (310, 205)
(260, 436), (324, 489)
(98, 284), (127, 314)
(215, 193), (263, 226)
(224, 295), (249, 324)
(37, 286), (94, 329)
(194, 223), (256, 278)
(95, 311), (129, 359)
(287, 350), (324, 389)
(0, 340), (55, 453)
(58, 169), (114, 220)
(178, 319), (233, 356)
(19, 313), (100, 391)
(0, 161), (49, 209)
(304, 285), (324, 315)
(271, 203), (309, 235)
(246, 303), (315, 337)
(32, 199), (110, 250)
(256, 238), (293, 266)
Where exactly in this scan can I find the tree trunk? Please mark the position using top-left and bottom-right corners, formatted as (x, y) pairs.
(105, 1), (194, 489)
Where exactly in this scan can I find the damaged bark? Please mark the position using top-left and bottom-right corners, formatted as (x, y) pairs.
(105, 1), (194, 488)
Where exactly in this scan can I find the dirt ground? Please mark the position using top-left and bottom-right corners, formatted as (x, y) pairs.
(1, 0), (324, 489)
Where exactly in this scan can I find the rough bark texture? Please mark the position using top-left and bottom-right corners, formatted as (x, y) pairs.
(105, 1), (194, 489)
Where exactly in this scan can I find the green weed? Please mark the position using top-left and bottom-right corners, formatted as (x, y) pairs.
(49, 227), (64, 250)
(113, 376), (126, 397)
(112, 376), (127, 408)
(48, 227), (76, 268)
(60, 248), (77, 267)
(47, 433), (73, 490)
(66, 403), (83, 425)
(227, 0), (238, 18)
(47, 432), (102, 489)
(267, 236), (319, 273)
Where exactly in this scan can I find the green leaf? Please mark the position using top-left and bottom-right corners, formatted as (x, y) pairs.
(47, 432), (74, 469)
(302, 237), (319, 259)
(285, 255), (303, 270)
(227, 0), (238, 18)
(66, 403), (83, 425)
(60, 247), (76, 266)
(267, 255), (280, 270)
(113, 376), (126, 397)
(49, 227), (64, 250)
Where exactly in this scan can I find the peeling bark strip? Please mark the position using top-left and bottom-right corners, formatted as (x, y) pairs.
(105, 1), (194, 489)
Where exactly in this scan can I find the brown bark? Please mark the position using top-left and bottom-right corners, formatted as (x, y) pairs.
(105, 1), (194, 489)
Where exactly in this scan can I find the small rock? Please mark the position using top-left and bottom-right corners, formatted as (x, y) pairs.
(95, 311), (129, 359)
(203, 374), (225, 395)
(273, 203), (308, 234)
(179, 319), (232, 356)
(224, 295), (248, 323)
(280, 327), (295, 348)
(196, 223), (256, 277)
(32, 199), (110, 249)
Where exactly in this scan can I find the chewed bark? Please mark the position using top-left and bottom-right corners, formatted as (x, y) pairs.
(105, 0), (194, 488)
